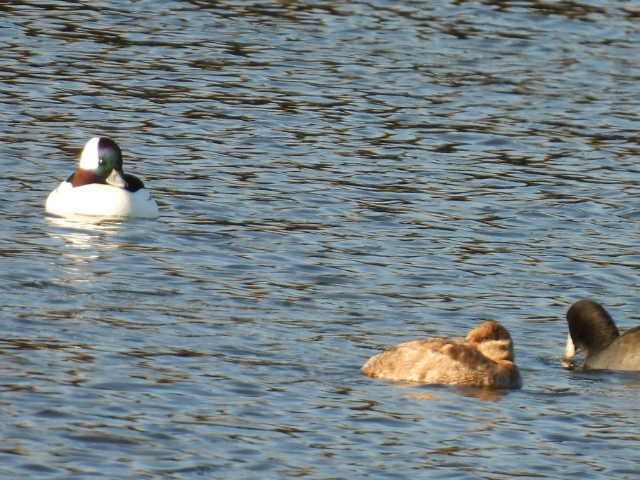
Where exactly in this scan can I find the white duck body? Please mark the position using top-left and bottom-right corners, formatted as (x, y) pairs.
(46, 181), (159, 218)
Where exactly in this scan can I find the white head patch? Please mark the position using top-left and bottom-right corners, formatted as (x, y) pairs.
(79, 137), (102, 170)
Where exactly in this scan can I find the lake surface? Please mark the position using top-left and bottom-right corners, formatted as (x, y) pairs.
(2, 1), (640, 478)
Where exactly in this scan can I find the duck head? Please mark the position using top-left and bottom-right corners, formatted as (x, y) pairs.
(72, 137), (127, 188)
(564, 299), (619, 363)
(466, 320), (515, 362)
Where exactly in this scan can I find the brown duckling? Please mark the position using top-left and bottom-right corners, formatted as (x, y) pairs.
(362, 321), (521, 389)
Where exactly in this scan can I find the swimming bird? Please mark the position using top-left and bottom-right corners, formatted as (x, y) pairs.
(564, 299), (640, 370)
(45, 137), (158, 218)
(362, 321), (521, 389)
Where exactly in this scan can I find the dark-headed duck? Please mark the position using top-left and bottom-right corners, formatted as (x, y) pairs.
(564, 299), (640, 370)
(46, 137), (158, 218)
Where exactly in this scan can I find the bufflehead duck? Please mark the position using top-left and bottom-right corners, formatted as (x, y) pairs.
(45, 137), (158, 218)
(564, 299), (640, 370)
(362, 321), (521, 389)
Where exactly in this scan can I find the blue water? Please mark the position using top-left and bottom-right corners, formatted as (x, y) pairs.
(2, 1), (640, 478)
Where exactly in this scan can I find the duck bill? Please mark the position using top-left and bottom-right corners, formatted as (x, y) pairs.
(564, 333), (576, 359)
(562, 333), (577, 369)
(106, 168), (127, 188)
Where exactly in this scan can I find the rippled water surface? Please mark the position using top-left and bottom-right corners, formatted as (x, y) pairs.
(3, 1), (640, 478)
